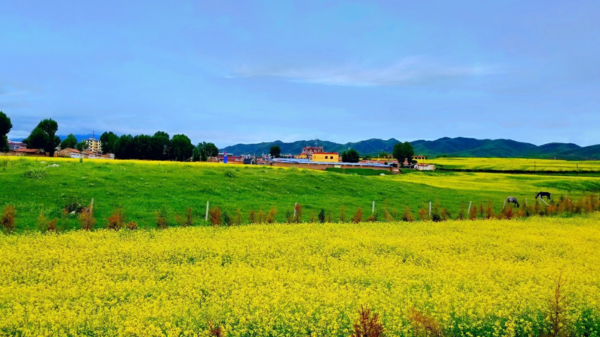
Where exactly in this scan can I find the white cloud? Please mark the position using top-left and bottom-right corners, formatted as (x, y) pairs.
(229, 57), (498, 87)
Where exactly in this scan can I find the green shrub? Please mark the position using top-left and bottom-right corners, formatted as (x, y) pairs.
(318, 209), (325, 223)
(1, 205), (16, 233)
(23, 167), (46, 179)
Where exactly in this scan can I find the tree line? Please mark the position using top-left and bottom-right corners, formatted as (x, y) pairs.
(1, 110), (415, 163)
(0, 111), (219, 161)
(99, 132), (218, 161)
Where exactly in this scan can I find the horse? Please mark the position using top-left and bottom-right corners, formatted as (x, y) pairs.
(536, 192), (551, 200)
(506, 196), (520, 208)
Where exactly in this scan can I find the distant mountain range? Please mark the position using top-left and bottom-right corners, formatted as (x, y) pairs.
(10, 134), (598, 160)
(221, 139), (401, 157)
(222, 137), (600, 160)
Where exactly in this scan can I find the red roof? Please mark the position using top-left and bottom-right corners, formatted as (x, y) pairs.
(314, 152), (339, 155)
(16, 149), (39, 153)
(62, 148), (80, 153)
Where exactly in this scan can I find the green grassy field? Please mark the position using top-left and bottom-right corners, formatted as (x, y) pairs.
(2, 157), (600, 231)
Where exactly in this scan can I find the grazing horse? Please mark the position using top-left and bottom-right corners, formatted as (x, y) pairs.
(506, 196), (520, 208)
(536, 192), (551, 200)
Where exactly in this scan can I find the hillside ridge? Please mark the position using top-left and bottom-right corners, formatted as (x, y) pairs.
(222, 137), (599, 160)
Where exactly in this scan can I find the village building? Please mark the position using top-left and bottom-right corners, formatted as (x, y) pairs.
(212, 153), (245, 164)
(272, 158), (398, 173)
(312, 152), (340, 162)
(10, 148), (42, 156)
(85, 134), (102, 154)
(294, 146), (324, 160)
(360, 157), (399, 165)
(56, 148), (81, 158)
(413, 155), (426, 161)
(414, 163), (436, 171)
(7, 140), (26, 151)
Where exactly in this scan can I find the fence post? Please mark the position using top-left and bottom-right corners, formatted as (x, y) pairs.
(372, 201), (375, 213)
(90, 198), (94, 213)
(294, 202), (297, 218)
(503, 199), (506, 210)
(429, 202), (432, 218)
(467, 201), (472, 215)
(205, 201), (209, 222)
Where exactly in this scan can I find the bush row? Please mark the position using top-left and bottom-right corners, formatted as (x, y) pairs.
(2, 194), (600, 233)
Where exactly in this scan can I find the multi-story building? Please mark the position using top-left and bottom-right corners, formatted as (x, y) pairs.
(85, 135), (102, 154)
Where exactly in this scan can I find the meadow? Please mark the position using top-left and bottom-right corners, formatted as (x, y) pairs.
(1, 217), (600, 336)
(2, 156), (600, 231)
(427, 157), (600, 173)
(2, 157), (600, 336)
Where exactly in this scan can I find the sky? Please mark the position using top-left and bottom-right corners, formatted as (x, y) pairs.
(1, 0), (600, 147)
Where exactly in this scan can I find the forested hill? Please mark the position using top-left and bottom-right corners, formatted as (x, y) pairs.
(221, 138), (401, 156)
(222, 137), (600, 160)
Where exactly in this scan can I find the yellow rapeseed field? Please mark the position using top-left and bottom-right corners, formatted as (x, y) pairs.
(1, 156), (293, 171)
(1, 217), (600, 336)
(427, 157), (600, 172)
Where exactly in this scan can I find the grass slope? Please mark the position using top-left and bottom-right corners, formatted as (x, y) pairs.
(2, 157), (600, 231)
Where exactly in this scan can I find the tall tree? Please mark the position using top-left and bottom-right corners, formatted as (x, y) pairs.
(204, 142), (219, 158)
(76, 140), (88, 152)
(171, 134), (194, 161)
(60, 134), (78, 149)
(269, 145), (281, 158)
(393, 142), (405, 165)
(24, 119), (59, 156)
(0, 111), (12, 152)
(193, 142), (210, 162)
(100, 131), (119, 154)
(151, 131), (170, 160)
(25, 127), (49, 150)
(37, 119), (60, 156)
(133, 135), (153, 160)
(192, 146), (202, 162)
(393, 141), (415, 166)
(114, 134), (135, 159)
(341, 149), (360, 163)
(403, 141), (415, 163)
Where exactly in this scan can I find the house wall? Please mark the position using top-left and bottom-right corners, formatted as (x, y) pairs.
(415, 164), (436, 171)
(312, 153), (339, 162)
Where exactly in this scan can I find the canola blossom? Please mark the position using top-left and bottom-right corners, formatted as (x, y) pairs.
(1, 217), (600, 336)
(427, 157), (600, 172)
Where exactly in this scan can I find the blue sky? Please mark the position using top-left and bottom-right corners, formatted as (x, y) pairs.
(1, 0), (599, 146)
